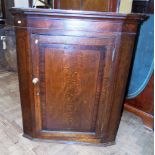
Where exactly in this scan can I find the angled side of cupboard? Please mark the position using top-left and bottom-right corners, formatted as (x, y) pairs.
(11, 8), (145, 144)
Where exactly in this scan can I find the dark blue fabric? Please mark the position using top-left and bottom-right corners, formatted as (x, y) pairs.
(127, 14), (154, 99)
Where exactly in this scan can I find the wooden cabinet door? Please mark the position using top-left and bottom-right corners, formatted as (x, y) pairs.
(31, 33), (116, 141)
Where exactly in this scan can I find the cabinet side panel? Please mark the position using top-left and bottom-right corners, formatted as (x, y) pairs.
(103, 34), (136, 142)
(15, 28), (34, 137)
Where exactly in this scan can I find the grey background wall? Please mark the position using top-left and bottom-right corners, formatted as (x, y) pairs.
(0, 0), (15, 71)
(0, 0), (45, 71)
(0, 0), (29, 71)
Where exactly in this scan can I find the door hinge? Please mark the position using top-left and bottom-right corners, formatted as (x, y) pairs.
(112, 47), (116, 62)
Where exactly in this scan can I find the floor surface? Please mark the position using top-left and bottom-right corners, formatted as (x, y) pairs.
(0, 71), (154, 155)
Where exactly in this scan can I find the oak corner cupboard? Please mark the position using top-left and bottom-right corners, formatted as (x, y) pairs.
(11, 8), (145, 145)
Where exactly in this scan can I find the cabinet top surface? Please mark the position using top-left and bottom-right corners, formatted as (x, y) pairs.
(10, 8), (146, 21)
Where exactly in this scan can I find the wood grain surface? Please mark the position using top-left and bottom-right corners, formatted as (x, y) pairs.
(54, 0), (118, 12)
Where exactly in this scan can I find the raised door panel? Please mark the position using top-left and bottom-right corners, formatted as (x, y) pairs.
(31, 34), (116, 139)
(41, 46), (103, 132)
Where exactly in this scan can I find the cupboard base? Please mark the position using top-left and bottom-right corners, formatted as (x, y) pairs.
(23, 133), (116, 146)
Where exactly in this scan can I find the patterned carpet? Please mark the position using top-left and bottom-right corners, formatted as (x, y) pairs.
(0, 71), (154, 155)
